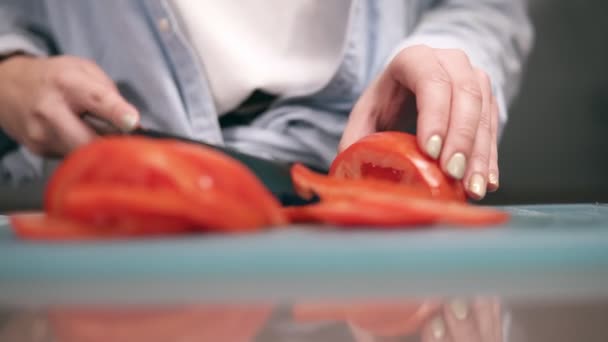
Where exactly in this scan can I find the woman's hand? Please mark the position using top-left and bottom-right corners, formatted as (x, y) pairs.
(421, 298), (503, 342)
(340, 45), (500, 200)
(0, 55), (139, 157)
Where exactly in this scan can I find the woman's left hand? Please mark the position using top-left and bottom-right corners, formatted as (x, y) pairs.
(339, 45), (500, 200)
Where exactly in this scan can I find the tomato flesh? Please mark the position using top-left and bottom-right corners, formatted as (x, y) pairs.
(331, 132), (466, 202)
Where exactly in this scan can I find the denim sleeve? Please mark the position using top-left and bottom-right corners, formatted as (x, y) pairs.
(0, 0), (53, 57)
(391, 0), (534, 138)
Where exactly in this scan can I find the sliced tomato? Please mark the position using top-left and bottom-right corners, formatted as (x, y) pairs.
(288, 163), (508, 227)
(291, 163), (432, 201)
(285, 196), (509, 227)
(33, 136), (286, 240)
(10, 213), (125, 241)
(165, 141), (286, 226)
(330, 132), (465, 201)
(58, 185), (272, 234)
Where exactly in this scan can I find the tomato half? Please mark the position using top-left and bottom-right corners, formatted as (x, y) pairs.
(330, 132), (465, 201)
(14, 137), (287, 240)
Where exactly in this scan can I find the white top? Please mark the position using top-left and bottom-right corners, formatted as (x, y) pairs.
(172, 0), (353, 115)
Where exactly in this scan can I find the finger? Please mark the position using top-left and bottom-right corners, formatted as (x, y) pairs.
(472, 297), (502, 342)
(78, 60), (119, 91)
(59, 71), (139, 132)
(45, 103), (97, 155)
(421, 315), (451, 342)
(462, 69), (492, 200)
(339, 77), (385, 152)
(487, 97), (500, 192)
(390, 45), (452, 160)
(435, 50), (483, 180)
(444, 299), (481, 342)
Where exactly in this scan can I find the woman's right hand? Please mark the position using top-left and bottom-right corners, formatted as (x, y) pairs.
(0, 55), (139, 157)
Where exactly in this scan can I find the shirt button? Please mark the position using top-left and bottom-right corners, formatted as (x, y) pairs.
(158, 18), (170, 32)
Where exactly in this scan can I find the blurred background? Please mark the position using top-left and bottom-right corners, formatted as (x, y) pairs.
(482, 0), (608, 205)
(0, 0), (606, 209)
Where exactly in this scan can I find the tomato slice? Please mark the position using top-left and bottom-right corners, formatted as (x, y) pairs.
(10, 213), (124, 241)
(33, 136), (287, 240)
(288, 164), (508, 227)
(285, 196), (509, 227)
(330, 132), (465, 201)
(165, 142), (286, 226)
(291, 163), (432, 201)
(58, 185), (272, 234)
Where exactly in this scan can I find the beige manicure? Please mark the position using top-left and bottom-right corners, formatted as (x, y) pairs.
(425, 135), (443, 160)
(446, 153), (466, 180)
(430, 316), (446, 340)
(449, 299), (469, 320)
(488, 172), (499, 188)
(468, 173), (487, 199)
(121, 113), (138, 132)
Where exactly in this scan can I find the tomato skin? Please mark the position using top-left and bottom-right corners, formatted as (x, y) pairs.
(10, 213), (124, 241)
(14, 136), (287, 240)
(330, 132), (466, 202)
(59, 185), (273, 234)
(287, 164), (509, 227)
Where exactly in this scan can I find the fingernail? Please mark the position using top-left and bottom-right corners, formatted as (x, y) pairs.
(121, 113), (138, 132)
(446, 153), (466, 180)
(468, 173), (486, 199)
(449, 299), (469, 320)
(430, 316), (446, 340)
(425, 135), (443, 160)
(488, 172), (499, 188)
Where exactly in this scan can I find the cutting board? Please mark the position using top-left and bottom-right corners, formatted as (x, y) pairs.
(1, 204), (607, 306)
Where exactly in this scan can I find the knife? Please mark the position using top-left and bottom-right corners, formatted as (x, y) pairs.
(83, 114), (317, 206)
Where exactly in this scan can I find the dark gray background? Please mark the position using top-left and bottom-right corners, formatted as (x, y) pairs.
(482, 0), (608, 205)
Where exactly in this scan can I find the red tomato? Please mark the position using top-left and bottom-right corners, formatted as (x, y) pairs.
(291, 163), (432, 201)
(57, 185), (269, 234)
(285, 195), (509, 227)
(286, 165), (509, 227)
(13, 137), (287, 240)
(10, 213), (126, 241)
(330, 132), (465, 201)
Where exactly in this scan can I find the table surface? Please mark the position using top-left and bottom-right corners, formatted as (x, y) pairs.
(1, 204), (608, 306)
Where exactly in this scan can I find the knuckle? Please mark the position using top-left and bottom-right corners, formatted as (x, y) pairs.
(456, 80), (483, 101)
(87, 88), (106, 106)
(453, 125), (477, 144)
(478, 109), (492, 131)
(419, 71), (452, 91)
(441, 48), (469, 61)
(24, 124), (48, 148)
(474, 68), (491, 85)
(52, 70), (78, 90)
(470, 150), (490, 168)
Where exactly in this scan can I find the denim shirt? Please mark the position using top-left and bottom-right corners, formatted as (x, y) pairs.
(0, 0), (533, 184)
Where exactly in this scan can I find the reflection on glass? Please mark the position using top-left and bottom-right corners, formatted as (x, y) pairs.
(0, 297), (507, 342)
